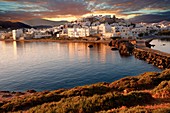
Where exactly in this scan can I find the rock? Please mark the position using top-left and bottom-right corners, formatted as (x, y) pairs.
(110, 40), (134, 56)
(118, 41), (134, 56)
(15, 92), (25, 96)
(88, 45), (93, 48)
(26, 90), (36, 93)
(0, 91), (10, 93)
(109, 41), (113, 46)
(133, 48), (170, 69)
(2, 94), (12, 98)
(111, 47), (118, 51)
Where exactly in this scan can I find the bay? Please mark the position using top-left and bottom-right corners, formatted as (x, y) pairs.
(0, 41), (162, 91)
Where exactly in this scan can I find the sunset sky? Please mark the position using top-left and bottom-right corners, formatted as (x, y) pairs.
(0, 0), (170, 22)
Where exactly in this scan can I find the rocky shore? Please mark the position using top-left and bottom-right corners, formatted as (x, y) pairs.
(109, 39), (135, 56)
(0, 69), (170, 113)
(0, 38), (170, 112)
(133, 48), (170, 69)
(109, 39), (170, 69)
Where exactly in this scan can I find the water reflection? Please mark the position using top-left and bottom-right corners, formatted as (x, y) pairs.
(0, 41), (117, 64)
(150, 39), (170, 54)
(0, 41), (161, 91)
(1, 41), (6, 53)
(67, 43), (109, 63)
(13, 41), (17, 59)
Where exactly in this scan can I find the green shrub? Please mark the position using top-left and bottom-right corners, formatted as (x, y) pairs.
(1, 92), (63, 112)
(27, 92), (152, 113)
(61, 82), (111, 97)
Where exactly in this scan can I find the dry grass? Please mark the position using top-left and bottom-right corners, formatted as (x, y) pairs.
(1, 69), (170, 112)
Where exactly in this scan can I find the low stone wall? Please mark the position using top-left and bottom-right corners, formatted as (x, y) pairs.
(133, 48), (170, 69)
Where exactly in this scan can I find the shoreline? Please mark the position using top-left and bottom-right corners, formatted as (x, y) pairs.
(0, 38), (170, 112)
(0, 69), (170, 112)
(0, 39), (111, 44)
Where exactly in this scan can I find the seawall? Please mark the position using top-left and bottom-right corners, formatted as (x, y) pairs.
(133, 47), (170, 69)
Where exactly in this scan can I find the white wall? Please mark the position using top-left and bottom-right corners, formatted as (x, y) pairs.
(68, 28), (90, 38)
(12, 29), (23, 40)
(34, 33), (51, 38)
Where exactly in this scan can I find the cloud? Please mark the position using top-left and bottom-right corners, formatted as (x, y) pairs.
(0, 0), (170, 22)
(129, 11), (170, 23)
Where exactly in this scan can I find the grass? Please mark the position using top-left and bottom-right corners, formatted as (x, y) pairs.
(98, 106), (170, 113)
(25, 92), (152, 113)
(1, 69), (170, 112)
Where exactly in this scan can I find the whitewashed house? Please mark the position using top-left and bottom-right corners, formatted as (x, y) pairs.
(98, 23), (113, 38)
(98, 23), (112, 34)
(12, 29), (23, 40)
(111, 26), (137, 39)
(90, 26), (98, 35)
(119, 27), (132, 38)
(34, 32), (52, 38)
(67, 27), (90, 38)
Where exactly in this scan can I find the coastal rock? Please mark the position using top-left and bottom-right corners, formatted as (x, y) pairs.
(111, 47), (118, 51)
(26, 90), (36, 93)
(133, 48), (170, 69)
(0, 91), (10, 93)
(15, 92), (25, 96)
(2, 94), (12, 98)
(109, 39), (134, 56)
(118, 42), (134, 56)
(88, 45), (93, 48)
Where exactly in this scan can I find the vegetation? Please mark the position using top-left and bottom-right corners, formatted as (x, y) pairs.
(0, 69), (170, 112)
(98, 106), (170, 113)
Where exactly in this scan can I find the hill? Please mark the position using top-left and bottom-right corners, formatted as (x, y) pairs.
(0, 21), (31, 30)
(23, 18), (68, 27)
(158, 21), (170, 26)
(0, 69), (170, 112)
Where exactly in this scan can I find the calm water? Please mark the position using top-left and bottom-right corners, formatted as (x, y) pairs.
(0, 41), (162, 91)
(150, 39), (170, 54)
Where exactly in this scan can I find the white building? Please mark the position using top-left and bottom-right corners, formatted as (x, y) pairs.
(12, 29), (23, 40)
(98, 23), (112, 34)
(98, 23), (113, 38)
(90, 26), (98, 35)
(67, 27), (90, 38)
(112, 26), (137, 39)
(34, 32), (52, 38)
(119, 27), (132, 38)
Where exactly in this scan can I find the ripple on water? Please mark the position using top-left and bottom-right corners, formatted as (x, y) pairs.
(0, 41), (162, 91)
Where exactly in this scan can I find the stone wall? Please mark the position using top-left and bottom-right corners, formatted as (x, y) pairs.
(133, 48), (170, 69)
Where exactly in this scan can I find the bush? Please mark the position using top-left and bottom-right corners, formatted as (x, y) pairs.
(27, 92), (152, 113)
(1, 69), (170, 112)
(152, 80), (170, 98)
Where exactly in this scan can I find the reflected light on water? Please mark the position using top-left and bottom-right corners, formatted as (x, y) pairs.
(0, 41), (162, 91)
(13, 41), (17, 59)
(150, 39), (170, 54)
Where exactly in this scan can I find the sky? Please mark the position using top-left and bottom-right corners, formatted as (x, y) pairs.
(0, 0), (170, 23)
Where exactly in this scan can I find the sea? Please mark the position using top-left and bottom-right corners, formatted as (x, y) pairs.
(0, 39), (168, 91)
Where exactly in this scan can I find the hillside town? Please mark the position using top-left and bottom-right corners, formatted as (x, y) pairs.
(0, 15), (170, 41)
